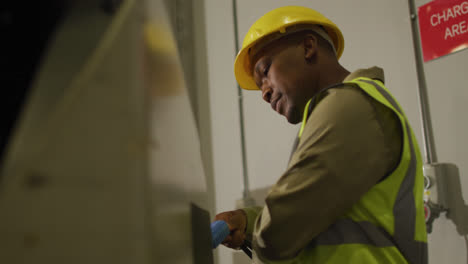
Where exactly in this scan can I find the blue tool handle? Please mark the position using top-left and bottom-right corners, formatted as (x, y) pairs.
(211, 220), (230, 249)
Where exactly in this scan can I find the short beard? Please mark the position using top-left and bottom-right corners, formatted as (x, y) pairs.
(285, 107), (302, 124)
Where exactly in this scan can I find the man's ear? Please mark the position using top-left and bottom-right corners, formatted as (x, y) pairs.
(303, 34), (319, 62)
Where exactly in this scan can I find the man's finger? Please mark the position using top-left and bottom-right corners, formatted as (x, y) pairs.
(223, 235), (233, 243)
(229, 229), (245, 248)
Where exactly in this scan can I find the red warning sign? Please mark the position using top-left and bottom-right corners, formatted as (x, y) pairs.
(418, 0), (468, 62)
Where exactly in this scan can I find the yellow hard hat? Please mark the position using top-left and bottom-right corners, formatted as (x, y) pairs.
(234, 6), (344, 90)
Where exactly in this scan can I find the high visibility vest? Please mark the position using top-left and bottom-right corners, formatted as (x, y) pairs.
(292, 78), (428, 264)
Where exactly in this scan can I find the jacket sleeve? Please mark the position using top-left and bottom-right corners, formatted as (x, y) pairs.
(251, 86), (402, 262)
(242, 206), (263, 240)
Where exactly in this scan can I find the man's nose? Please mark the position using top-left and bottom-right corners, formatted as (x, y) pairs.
(261, 86), (272, 103)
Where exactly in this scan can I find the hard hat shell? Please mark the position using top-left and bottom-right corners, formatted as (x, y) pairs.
(234, 6), (344, 90)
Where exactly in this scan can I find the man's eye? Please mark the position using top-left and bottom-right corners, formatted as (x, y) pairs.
(263, 64), (270, 76)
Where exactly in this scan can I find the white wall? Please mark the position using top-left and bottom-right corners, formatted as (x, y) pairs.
(202, 0), (468, 263)
(203, 0), (244, 263)
(415, 0), (468, 263)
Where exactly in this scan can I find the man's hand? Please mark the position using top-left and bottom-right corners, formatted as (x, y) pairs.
(214, 209), (247, 249)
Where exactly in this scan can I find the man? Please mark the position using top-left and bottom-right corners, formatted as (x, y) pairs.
(215, 6), (427, 264)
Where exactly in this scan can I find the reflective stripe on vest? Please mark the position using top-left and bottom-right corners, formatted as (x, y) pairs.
(299, 78), (427, 264)
(359, 79), (427, 264)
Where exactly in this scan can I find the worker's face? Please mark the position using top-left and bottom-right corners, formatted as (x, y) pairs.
(252, 36), (318, 124)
